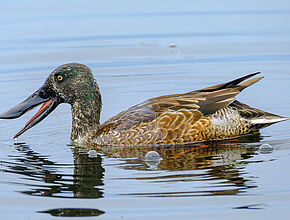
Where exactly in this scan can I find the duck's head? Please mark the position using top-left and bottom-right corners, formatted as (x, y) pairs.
(0, 63), (101, 140)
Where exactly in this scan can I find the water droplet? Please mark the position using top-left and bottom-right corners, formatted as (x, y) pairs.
(258, 143), (273, 154)
(88, 150), (98, 158)
(145, 151), (161, 161)
(144, 151), (162, 170)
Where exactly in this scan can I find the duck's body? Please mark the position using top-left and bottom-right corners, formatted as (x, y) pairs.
(0, 63), (288, 146)
(86, 78), (286, 146)
(88, 101), (273, 146)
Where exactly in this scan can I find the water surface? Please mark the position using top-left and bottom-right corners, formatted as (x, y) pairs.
(1, 0), (290, 219)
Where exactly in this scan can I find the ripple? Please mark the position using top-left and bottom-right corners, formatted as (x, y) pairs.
(38, 208), (105, 217)
(233, 203), (267, 210)
(0, 144), (104, 198)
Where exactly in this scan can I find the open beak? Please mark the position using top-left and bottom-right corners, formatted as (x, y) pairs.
(0, 86), (59, 139)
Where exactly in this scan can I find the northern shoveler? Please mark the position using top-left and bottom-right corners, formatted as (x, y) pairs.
(0, 63), (288, 146)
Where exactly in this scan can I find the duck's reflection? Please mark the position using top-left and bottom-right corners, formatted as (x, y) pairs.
(3, 143), (104, 198)
(72, 150), (104, 198)
(92, 133), (261, 196)
(1, 133), (263, 198)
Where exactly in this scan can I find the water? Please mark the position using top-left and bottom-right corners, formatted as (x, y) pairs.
(1, 0), (290, 219)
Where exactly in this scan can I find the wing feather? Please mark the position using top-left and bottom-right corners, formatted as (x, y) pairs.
(99, 73), (263, 132)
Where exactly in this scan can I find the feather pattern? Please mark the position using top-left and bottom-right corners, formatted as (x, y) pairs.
(84, 72), (288, 146)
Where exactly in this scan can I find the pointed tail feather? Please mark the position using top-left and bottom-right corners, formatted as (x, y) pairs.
(200, 72), (262, 92)
(250, 116), (289, 125)
(250, 116), (289, 130)
(231, 100), (289, 128)
(238, 76), (264, 91)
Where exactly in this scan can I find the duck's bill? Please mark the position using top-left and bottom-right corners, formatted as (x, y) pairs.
(0, 88), (59, 139)
(13, 98), (58, 139)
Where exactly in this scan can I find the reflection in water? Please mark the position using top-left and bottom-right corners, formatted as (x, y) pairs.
(92, 133), (262, 197)
(73, 148), (104, 198)
(0, 132), (266, 200)
(233, 203), (266, 210)
(38, 208), (105, 217)
(0, 143), (104, 198)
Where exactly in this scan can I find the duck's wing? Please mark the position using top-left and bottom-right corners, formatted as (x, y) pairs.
(148, 72), (263, 115)
(100, 72), (263, 132)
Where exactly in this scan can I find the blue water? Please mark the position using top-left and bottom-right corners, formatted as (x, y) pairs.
(1, 0), (290, 219)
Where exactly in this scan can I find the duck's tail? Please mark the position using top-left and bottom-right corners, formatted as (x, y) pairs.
(231, 100), (289, 129)
(198, 72), (289, 128)
(250, 116), (289, 127)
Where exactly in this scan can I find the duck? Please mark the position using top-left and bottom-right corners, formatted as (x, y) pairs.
(0, 63), (288, 146)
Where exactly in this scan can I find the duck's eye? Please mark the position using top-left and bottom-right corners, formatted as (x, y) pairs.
(57, 75), (63, 81)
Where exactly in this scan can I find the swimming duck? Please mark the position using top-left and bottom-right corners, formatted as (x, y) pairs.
(0, 63), (288, 146)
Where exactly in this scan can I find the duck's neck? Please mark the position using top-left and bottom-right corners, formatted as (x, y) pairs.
(71, 91), (102, 141)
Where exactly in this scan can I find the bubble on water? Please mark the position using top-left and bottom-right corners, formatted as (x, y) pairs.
(144, 151), (162, 170)
(88, 149), (98, 158)
(258, 143), (273, 154)
(145, 151), (162, 161)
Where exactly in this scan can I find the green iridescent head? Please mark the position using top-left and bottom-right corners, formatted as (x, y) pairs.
(46, 63), (99, 104)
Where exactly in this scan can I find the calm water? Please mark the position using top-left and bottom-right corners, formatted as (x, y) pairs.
(1, 0), (290, 219)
